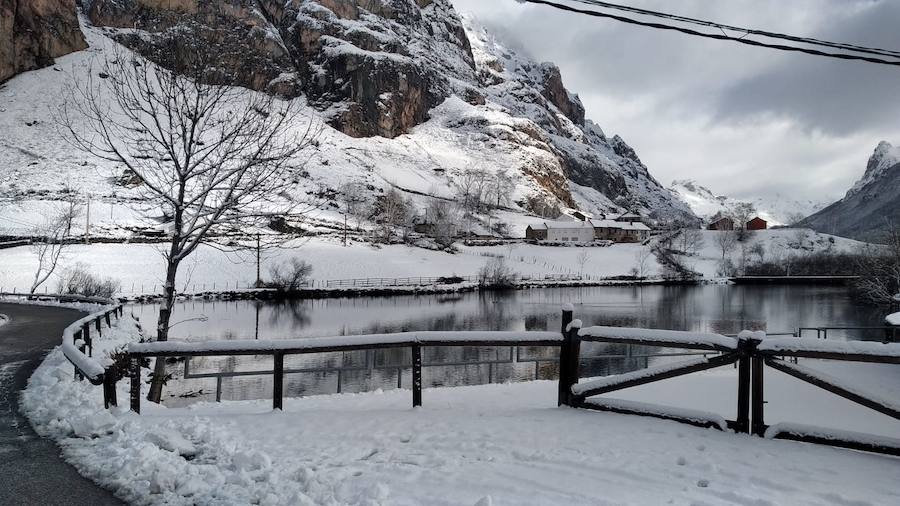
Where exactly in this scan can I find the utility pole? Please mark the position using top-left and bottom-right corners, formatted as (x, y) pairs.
(85, 195), (91, 244)
(255, 233), (262, 288)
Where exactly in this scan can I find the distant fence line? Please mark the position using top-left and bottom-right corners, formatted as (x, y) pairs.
(0, 273), (620, 295)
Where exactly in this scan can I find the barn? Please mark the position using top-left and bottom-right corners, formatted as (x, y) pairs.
(747, 217), (768, 230)
(707, 217), (735, 231)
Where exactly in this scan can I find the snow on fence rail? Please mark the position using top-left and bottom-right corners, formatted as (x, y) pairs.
(576, 326), (738, 351)
(562, 326), (900, 456)
(0, 292), (125, 406)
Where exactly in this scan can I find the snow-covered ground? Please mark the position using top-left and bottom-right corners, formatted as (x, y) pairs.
(0, 229), (864, 295)
(679, 229), (865, 279)
(21, 312), (900, 505)
(0, 237), (663, 294)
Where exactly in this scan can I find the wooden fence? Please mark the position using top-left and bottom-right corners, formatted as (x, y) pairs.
(16, 296), (896, 457)
(0, 292), (125, 408)
(561, 325), (900, 456)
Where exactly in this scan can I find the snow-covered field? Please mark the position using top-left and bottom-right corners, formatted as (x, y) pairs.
(0, 229), (864, 295)
(21, 312), (900, 505)
(0, 237), (661, 294)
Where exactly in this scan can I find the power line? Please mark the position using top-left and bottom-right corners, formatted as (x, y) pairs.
(520, 0), (900, 67)
(568, 0), (900, 59)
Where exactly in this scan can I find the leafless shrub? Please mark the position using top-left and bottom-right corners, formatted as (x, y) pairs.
(55, 263), (121, 298)
(477, 257), (516, 288)
(267, 259), (313, 292)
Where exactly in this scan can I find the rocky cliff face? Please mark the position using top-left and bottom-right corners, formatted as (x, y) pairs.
(87, 0), (478, 138)
(799, 141), (900, 242)
(16, 0), (691, 221)
(0, 0), (86, 83)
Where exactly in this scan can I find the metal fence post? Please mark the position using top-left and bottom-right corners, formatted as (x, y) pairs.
(412, 344), (423, 407)
(273, 352), (284, 410)
(746, 333), (766, 436)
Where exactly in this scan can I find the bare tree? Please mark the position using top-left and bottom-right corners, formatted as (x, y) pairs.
(58, 42), (320, 402)
(576, 249), (591, 278)
(486, 170), (515, 210)
(676, 227), (705, 256)
(425, 199), (458, 248)
(372, 188), (412, 243)
(729, 202), (756, 241)
(29, 200), (79, 293)
(634, 245), (653, 279)
(715, 229), (738, 260)
(339, 182), (369, 246)
(854, 221), (900, 304)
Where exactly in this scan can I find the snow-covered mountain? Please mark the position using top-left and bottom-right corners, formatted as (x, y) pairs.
(799, 141), (900, 242)
(669, 180), (826, 227)
(0, 0), (694, 238)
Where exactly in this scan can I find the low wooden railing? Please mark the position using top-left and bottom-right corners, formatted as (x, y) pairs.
(561, 325), (900, 456)
(1, 292), (125, 407)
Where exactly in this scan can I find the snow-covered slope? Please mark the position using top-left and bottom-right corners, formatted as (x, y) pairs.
(799, 141), (900, 242)
(670, 179), (826, 227)
(0, 2), (694, 242)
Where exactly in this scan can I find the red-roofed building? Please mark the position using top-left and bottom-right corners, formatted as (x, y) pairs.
(747, 217), (768, 230)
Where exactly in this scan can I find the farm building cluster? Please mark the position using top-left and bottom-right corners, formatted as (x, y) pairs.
(707, 216), (768, 231)
(525, 213), (651, 244)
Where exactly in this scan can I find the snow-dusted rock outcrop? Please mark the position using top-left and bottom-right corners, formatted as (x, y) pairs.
(799, 141), (900, 242)
(0, 0), (86, 83)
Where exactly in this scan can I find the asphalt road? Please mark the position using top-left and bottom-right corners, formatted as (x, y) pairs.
(0, 302), (122, 505)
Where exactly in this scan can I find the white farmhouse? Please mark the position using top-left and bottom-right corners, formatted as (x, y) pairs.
(525, 220), (595, 243)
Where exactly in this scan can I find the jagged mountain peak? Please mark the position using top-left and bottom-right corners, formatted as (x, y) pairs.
(846, 140), (900, 198)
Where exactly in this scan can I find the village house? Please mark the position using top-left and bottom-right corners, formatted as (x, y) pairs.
(525, 216), (651, 244)
(591, 219), (651, 243)
(524, 220), (596, 243)
(707, 216), (735, 231)
(747, 217), (768, 230)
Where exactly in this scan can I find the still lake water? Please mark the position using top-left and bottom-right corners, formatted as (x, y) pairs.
(130, 285), (886, 405)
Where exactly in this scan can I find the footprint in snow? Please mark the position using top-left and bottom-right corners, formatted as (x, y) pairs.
(676, 456), (687, 466)
(697, 479), (710, 488)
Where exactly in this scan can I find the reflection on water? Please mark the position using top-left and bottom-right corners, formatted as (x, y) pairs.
(130, 285), (884, 406)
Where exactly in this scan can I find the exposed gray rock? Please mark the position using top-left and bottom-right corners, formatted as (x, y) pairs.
(0, 0), (86, 83)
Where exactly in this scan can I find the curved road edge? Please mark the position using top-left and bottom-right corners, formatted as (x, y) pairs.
(0, 302), (123, 505)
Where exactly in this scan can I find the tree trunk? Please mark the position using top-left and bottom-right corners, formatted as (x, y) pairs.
(147, 257), (179, 403)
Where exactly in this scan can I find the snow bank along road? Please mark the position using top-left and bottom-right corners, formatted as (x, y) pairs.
(0, 303), (121, 505)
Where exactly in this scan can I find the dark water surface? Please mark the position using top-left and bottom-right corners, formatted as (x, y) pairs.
(130, 285), (887, 405)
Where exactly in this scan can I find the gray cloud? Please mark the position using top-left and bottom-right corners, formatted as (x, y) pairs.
(451, 0), (900, 202)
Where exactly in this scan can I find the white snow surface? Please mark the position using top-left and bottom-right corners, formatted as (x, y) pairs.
(129, 331), (562, 355)
(571, 356), (712, 396)
(582, 397), (729, 431)
(758, 336), (900, 358)
(886, 312), (900, 326)
(578, 326), (738, 350)
(23, 320), (900, 506)
(669, 179), (827, 226)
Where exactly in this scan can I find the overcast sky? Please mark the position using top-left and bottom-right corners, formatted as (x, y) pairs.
(451, 0), (900, 202)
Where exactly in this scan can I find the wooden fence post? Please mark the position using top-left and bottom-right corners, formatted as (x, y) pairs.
(129, 357), (141, 414)
(750, 348), (766, 437)
(412, 344), (423, 407)
(273, 352), (284, 410)
(736, 337), (752, 434)
(95, 318), (102, 336)
(82, 324), (92, 357)
(103, 373), (117, 409)
(558, 305), (579, 406)
(105, 312), (111, 327)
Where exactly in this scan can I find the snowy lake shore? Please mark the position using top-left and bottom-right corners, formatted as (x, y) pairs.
(20, 310), (900, 505)
(0, 230), (862, 299)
